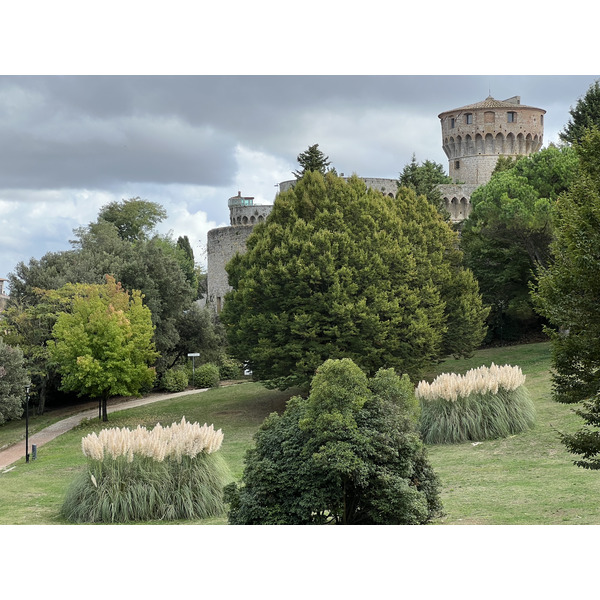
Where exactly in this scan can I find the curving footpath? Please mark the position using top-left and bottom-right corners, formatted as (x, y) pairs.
(0, 388), (206, 472)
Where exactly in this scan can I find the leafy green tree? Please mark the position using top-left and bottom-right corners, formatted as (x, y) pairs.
(9, 212), (196, 376)
(47, 276), (158, 420)
(168, 302), (227, 369)
(225, 358), (441, 524)
(398, 154), (452, 214)
(0, 338), (31, 425)
(532, 127), (600, 404)
(98, 197), (167, 242)
(461, 145), (578, 342)
(560, 80), (600, 145)
(1, 296), (63, 414)
(221, 172), (487, 389)
(293, 144), (331, 179)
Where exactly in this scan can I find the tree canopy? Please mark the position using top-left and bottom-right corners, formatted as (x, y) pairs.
(398, 154), (452, 214)
(221, 171), (487, 389)
(98, 197), (167, 242)
(0, 339), (31, 425)
(224, 358), (442, 524)
(293, 144), (332, 179)
(532, 127), (600, 404)
(8, 201), (197, 374)
(461, 145), (578, 342)
(560, 80), (600, 145)
(47, 276), (158, 420)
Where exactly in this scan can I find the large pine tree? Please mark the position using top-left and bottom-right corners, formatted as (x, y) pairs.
(533, 127), (600, 404)
(221, 171), (487, 389)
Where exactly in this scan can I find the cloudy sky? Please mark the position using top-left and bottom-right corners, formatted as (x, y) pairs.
(1, 74), (598, 290)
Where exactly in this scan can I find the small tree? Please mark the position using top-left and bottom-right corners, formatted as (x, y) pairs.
(225, 358), (442, 525)
(293, 144), (331, 179)
(48, 276), (158, 420)
(0, 338), (31, 425)
(398, 154), (452, 214)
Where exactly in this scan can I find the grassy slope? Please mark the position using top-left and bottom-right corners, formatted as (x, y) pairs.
(1, 341), (599, 525)
(424, 342), (600, 524)
(0, 384), (297, 525)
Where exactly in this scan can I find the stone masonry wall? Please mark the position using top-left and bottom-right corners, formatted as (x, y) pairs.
(205, 225), (255, 312)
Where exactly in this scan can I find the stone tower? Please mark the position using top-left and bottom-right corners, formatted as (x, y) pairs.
(205, 192), (273, 313)
(437, 95), (546, 220)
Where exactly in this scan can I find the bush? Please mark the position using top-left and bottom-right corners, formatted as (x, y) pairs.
(160, 367), (189, 392)
(417, 363), (536, 444)
(191, 363), (220, 389)
(225, 358), (442, 525)
(218, 356), (242, 380)
(61, 418), (230, 523)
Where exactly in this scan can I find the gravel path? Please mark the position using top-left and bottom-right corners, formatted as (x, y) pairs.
(0, 388), (207, 471)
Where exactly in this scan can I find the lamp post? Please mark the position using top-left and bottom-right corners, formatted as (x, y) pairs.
(188, 353), (199, 388)
(25, 385), (30, 463)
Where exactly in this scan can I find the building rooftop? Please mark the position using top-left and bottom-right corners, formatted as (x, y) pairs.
(439, 96), (545, 118)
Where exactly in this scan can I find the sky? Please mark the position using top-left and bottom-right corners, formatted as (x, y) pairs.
(1, 74), (598, 290)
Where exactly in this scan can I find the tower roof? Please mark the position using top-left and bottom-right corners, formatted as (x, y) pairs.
(438, 96), (545, 118)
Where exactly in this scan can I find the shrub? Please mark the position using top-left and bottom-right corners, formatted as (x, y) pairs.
(218, 355), (242, 380)
(192, 363), (220, 389)
(417, 363), (536, 444)
(225, 358), (442, 525)
(160, 368), (188, 392)
(61, 417), (230, 523)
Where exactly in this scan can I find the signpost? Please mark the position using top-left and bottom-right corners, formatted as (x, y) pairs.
(25, 386), (30, 463)
(187, 353), (200, 388)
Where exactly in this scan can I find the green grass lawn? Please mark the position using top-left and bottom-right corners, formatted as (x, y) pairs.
(424, 341), (600, 524)
(1, 341), (599, 525)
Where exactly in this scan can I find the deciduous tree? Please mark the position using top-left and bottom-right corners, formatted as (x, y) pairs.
(461, 145), (578, 342)
(47, 276), (158, 420)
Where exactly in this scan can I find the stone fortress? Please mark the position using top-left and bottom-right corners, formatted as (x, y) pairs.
(205, 94), (546, 312)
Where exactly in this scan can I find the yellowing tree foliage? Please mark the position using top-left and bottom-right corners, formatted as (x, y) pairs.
(47, 276), (158, 420)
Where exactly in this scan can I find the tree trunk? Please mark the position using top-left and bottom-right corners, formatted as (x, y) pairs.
(102, 394), (109, 422)
(35, 376), (47, 415)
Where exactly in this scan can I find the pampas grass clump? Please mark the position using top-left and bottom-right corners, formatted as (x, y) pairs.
(416, 364), (536, 444)
(62, 417), (230, 523)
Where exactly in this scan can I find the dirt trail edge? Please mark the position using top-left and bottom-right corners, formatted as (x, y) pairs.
(0, 388), (207, 472)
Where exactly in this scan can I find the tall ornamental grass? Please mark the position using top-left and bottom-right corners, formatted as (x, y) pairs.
(417, 364), (536, 444)
(61, 417), (230, 523)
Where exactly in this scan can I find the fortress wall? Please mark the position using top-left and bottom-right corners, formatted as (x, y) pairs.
(205, 225), (255, 312)
(279, 177), (398, 197)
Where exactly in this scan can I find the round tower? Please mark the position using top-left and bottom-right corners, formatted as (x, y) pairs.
(205, 192), (273, 313)
(228, 191), (272, 226)
(438, 95), (546, 185)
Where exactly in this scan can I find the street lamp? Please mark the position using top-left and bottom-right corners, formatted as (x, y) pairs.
(25, 385), (30, 463)
(188, 353), (200, 388)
